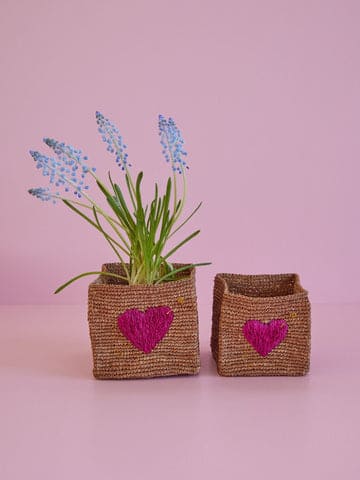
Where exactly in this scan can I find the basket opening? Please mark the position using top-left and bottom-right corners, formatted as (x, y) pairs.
(226, 274), (301, 298)
(99, 263), (193, 285)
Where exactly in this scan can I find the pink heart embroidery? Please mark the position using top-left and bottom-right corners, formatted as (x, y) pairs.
(242, 319), (288, 357)
(117, 306), (174, 353)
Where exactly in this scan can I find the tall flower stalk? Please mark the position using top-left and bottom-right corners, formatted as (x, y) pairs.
(28, 112), (209, 292)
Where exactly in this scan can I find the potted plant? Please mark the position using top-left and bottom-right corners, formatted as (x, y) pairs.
(28, 112), (210, 379)
(211, 273), (311, 376)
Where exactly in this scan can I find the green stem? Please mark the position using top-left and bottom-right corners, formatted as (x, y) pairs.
(53, 147), (132, 248)
(125, 166), (137, 201)
(82, 185), (131, 251)
(173, 170), (177, 215)
(174, 166), (186, 223)
(51, 165), (131, 251)
(69, 198), (123, 228)
(62, 199), (130, 255)
(92, 208), (130, 282)
(131, 261), (145, 284)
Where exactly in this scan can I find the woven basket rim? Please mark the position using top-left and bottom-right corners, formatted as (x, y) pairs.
(89, 262), (196, 290)
(215, 272), (309, 300)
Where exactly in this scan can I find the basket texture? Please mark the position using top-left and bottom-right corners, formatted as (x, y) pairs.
(88, 263), (200, 379)
(211, 273), (311, 376)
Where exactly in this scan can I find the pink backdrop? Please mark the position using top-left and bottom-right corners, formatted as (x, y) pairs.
(1, 0), (359, 305)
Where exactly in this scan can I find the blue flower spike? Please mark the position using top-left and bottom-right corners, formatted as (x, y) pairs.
(158, 115), (188, 174)
(29, 139), (92, 201)
(28, 187), (56, 203)
(95, 111), (130, 170)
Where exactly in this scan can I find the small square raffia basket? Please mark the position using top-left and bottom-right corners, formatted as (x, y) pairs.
(211, 273), (311, 376)
(88, 263), (200, 379)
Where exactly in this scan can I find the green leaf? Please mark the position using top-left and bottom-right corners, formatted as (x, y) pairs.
(108, 172), (135, 231)
(156, 178), (172, 248)
(92, 208), (129, 281)
(136, 170), (144, 192)
(147, 183), (161, 240)
(154, 262), (211, 284)
(96, 179), (124, 221)
(162, 178), (172, 218)
(54, 271), (128, 294)
(62, 199), (98, 229)
(62, 199), (129, 254)
(125, 172), (136, 209)
(133, 172), (152, 277)
(163, 230), (200, 260)
(169, 202), (202, 237)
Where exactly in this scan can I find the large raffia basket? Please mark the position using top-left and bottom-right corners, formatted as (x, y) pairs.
(88, 263), (200, 379)
(211, 273), (311, 376)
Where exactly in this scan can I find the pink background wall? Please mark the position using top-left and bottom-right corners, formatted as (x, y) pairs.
(1, 0), (359, 305)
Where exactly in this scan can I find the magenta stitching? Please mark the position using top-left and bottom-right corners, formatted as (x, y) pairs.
(242, 319), (288, 357)
(117, 306), (174, 353)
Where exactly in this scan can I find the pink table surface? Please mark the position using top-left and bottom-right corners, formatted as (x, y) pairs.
(1, 304), (359, 479)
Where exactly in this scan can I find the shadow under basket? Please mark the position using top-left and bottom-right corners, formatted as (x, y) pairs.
(88, 263), (200, 379)
(211, 273), (311, 376)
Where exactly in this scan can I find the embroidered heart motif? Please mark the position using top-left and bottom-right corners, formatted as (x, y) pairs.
(117, 306), (174, 353)
(242, 319), (288, 357)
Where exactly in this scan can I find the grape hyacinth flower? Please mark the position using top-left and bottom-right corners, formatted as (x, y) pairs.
(30, 139), (93, 199)
(95, 111), (130, 170)
(28, 187), (56, 203)
(158, 115), (188, 173)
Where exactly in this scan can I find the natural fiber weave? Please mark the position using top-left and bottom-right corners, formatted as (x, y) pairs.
(211, 273), (311, 376)
(88, 263), (200, 379)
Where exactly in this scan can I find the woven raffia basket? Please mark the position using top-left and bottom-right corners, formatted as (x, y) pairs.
(211, 273), (311, 376)
(88, 263), (200, 379)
